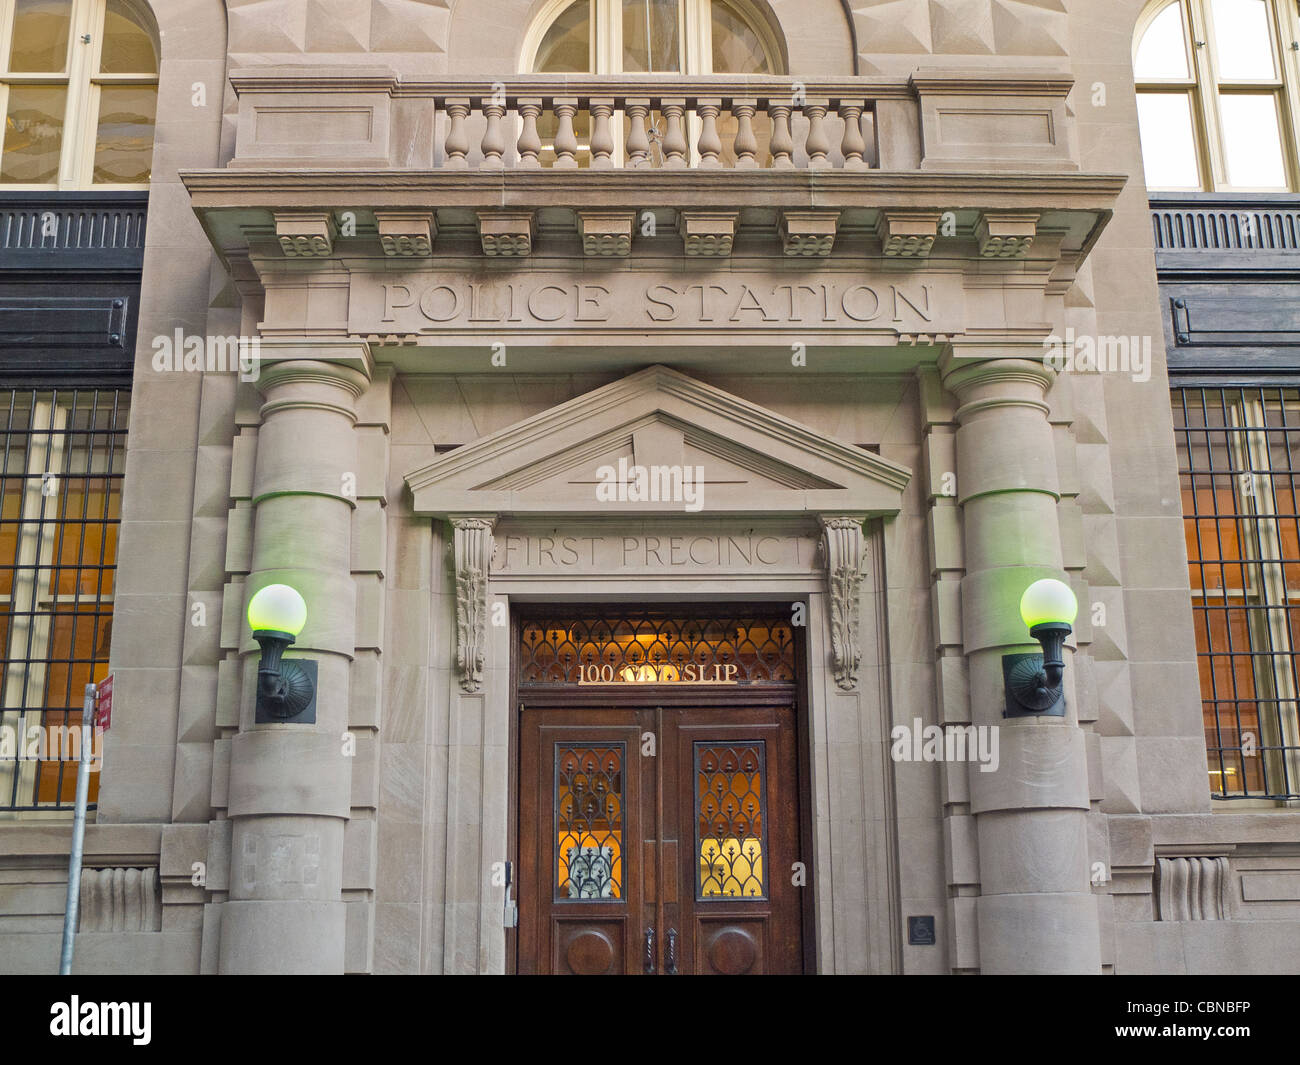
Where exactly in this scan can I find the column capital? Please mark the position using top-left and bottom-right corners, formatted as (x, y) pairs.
(252, 338), (374, 398)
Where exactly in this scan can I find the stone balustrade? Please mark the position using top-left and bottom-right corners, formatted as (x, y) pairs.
(228, 71), (929, 171)
(428, 80), (877, 171)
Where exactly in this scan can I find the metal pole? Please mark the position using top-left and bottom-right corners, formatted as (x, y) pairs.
(58, 683), (96, 975)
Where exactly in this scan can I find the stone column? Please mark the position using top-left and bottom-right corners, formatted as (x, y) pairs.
(942, 349), (1101, 974)
(218, 339), (372, 974)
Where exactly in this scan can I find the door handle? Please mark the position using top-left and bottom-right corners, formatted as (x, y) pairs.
(666, 928), (678, 974)
(644, 926), (655, 974)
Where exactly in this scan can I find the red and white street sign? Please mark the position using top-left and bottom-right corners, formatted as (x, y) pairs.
(95, 674), (113, 731)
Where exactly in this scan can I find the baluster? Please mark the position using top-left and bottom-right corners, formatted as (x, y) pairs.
(661, 98), (687, 169)
(481, 96), (506, 169)
(696, 97), (722, 169)
(769, 102), (794, 170)
(518, 98), (542, 168)
(626, 98), (651, 169)
(590, 97), (615, 169)
(804, 99), (830, 169)
(732, 97), (758, 169)
(838, 99), (867, 171)
(444, 98), (470, 169)
(553, 97), (579, 169)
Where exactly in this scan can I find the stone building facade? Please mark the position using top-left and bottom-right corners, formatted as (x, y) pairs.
(1, 0), (1299, 974)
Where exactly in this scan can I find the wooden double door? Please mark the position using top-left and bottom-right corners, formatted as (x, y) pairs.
(517, 699), (807, 974)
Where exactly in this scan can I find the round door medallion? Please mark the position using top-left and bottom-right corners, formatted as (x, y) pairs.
(706, 927), (758, 974)
(565, 929), (616, 974)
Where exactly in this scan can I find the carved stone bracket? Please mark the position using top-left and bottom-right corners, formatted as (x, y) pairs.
(452, 516), (496, 693)
(976, 212), (1039, 259)
(577, 209), (635, 256)
(478, 210), (534, 257)
(275, 211), (335, 257)
(877, 210), (940, 258)
(678, 210), (738, 257)
(1156, 855), (1230, 921)
(821, 516), (866, 691)
(375, 209), (436, 257)
(779, 210), (840, 257)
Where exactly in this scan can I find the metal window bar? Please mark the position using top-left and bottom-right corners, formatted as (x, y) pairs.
(1174, 386), (1300, 800)
(0, 389), (128, 814)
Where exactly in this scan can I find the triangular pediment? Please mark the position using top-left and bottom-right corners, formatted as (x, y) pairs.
(405, 366), (911, 517)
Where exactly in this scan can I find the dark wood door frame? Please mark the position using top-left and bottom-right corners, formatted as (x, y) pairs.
(507, 605), (817, 974)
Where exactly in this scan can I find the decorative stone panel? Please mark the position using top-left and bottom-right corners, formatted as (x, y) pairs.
(821, 516), (867, 691)
(452, 516), (495, 693)
(79, 867), (161, 932)
(1156, 856), (1229, 921)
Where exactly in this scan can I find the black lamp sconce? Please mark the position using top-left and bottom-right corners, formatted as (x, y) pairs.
(1003, 578), (1078, 718)
(248, 584), (317, 724)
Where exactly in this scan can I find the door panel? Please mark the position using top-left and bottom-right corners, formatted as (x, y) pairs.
(665, 706), (803, 975)
(518, 713), (651, 974)
(518, 702), (804, 973)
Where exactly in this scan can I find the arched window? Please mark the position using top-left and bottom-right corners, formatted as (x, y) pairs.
(525, 0), (784, 166)
(0, 0), (158, 188)
(1134, 0), (1300, 190)
(527, 0), (782, 76)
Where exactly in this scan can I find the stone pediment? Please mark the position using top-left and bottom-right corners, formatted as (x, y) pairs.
(405, 365), (911, 517)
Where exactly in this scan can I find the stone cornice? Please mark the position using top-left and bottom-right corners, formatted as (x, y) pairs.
(181, 167), (1127, 208)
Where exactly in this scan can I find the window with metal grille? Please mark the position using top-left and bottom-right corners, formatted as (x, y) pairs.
(0, 387), (127, 813)
(1174, 386), (1300, 800)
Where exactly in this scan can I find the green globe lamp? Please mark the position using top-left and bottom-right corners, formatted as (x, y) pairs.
(249, 583), (316, 722)
(1004, 578), (1078, 717)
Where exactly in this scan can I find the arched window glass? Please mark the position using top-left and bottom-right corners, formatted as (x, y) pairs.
(0, 0), (158, 187)
(535, 0), (591, 72)
(526, 0), (781, 78)
(524, 0), (783, 166)
(1134, 0), (1300, 190)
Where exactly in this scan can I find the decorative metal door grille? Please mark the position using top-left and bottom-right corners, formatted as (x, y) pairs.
(554, 743), (625, 900)
(1174, 386), (1300, 800)
(696, 742), (767, 899)
(519, 607), (797, 686)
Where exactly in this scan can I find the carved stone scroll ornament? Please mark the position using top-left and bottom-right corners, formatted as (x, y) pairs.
(1156, 856), (1229, 921)
(452, 517), (496, 693)
(821, 516), (866, 691)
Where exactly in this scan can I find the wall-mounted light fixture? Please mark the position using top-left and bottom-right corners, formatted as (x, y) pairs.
(249, 583), (317, 723)
(1003, 578), (1078, 718)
